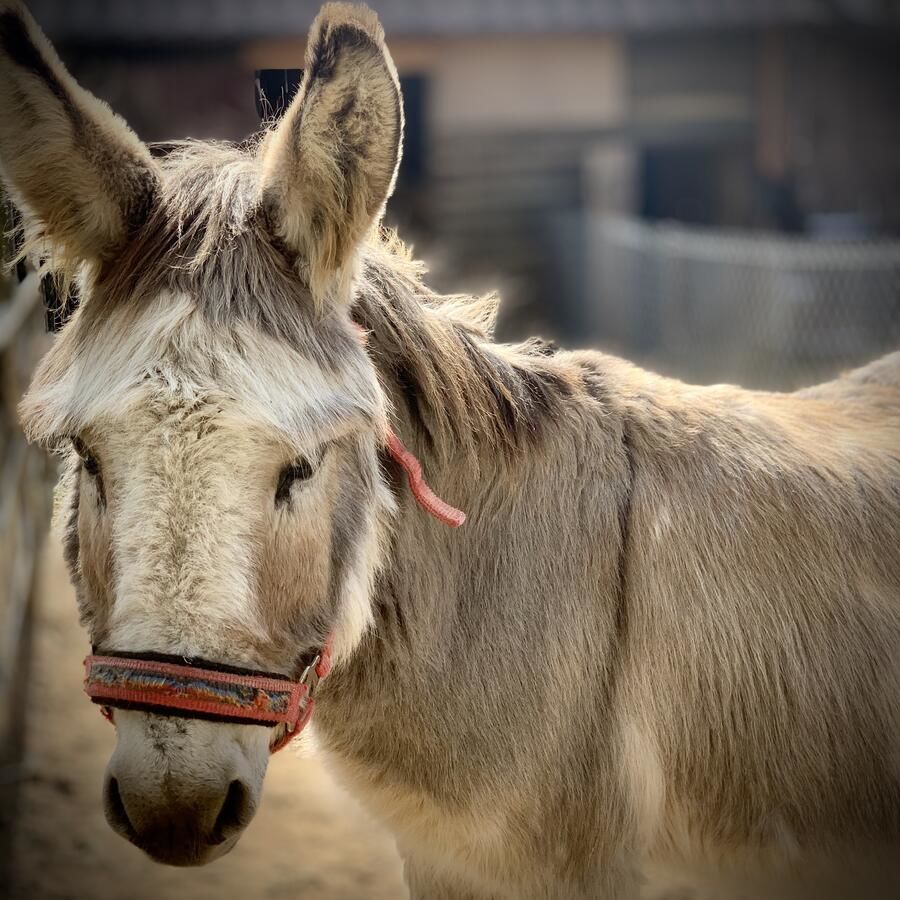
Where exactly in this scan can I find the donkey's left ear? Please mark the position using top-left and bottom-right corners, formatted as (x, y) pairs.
(258, 3), (403, 309)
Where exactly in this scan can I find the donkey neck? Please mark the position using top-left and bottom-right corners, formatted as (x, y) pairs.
(314, 253), (633, 824)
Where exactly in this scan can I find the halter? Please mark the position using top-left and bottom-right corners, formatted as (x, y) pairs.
(85, 641), (333, 753)
(84, 428), (465, 752)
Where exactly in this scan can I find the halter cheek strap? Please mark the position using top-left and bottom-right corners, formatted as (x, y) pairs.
(385, 430), (465, 527)
(355, 321), (466, 528)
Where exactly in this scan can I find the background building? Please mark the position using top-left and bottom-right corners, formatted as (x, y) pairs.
(22, 0), (900, 387)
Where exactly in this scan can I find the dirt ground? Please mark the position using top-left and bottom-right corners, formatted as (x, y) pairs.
(7, 533), (408, 900)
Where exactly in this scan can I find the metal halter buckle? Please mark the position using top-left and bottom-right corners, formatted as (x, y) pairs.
(299, 652), (323, 702)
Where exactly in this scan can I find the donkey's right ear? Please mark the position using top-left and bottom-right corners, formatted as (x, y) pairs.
(0, 1), (157, 263)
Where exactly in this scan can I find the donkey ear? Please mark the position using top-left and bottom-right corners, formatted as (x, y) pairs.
(258, 3), (403, 308)
(0, 1), (157, 263)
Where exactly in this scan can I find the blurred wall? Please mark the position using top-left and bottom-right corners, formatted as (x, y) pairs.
(33, 9), (900, 385)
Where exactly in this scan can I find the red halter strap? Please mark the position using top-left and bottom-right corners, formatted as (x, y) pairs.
(84, 639), (333, 754)
(355, 321), (466, 528)
(385, 430), (465, 527)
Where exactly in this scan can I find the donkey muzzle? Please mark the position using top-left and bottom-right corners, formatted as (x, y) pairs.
(85, 646), (332, 864)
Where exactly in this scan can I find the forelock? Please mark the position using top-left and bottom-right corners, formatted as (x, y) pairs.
(88, 139), (332, 348)
(19, 290), (384, 449)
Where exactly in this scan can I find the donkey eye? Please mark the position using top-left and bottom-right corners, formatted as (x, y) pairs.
(275, 457), (315, 505)
(72, 436), (100, 477)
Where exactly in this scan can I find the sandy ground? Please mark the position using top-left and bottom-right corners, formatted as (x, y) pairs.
(7, 533), (408, 900)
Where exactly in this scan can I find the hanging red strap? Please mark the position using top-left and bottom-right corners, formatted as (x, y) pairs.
(385, 430), (466, 528)
(354, 322), (466, 528)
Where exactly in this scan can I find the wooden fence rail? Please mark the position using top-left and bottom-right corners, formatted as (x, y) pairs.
(0, 264), (54, 839)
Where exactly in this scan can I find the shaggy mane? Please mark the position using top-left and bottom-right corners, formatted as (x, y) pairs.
(355, 237), (592, 457)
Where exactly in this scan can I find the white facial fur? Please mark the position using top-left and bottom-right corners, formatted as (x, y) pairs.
(28, 291), (393, 667)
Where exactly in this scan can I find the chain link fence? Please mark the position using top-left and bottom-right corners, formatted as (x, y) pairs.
(584, 216), (900, 390)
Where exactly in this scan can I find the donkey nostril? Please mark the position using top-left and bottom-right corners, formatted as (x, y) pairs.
(104, 777), (138, 841)
(210, 780), (251, 845)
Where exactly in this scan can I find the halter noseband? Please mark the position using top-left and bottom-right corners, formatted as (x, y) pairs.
(83, 428), (464, 753)
(85, 639), (333, 753)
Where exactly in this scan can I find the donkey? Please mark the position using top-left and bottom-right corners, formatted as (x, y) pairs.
(3, 2), (900, 897)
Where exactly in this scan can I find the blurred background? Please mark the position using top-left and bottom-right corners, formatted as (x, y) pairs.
(2, 1), (900, 898)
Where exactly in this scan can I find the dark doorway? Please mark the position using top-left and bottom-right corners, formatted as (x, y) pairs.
(640, 145), (717, 224)
(639, 142), (755, 226)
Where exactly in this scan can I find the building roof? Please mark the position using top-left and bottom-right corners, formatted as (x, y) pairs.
(27, 0), (899, 44)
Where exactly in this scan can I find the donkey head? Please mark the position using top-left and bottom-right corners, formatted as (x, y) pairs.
(4, 1), (402, 865)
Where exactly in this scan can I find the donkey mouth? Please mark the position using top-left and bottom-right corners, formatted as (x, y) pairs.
(140, 836), (240, 868)
(141, 833), (240, 868)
